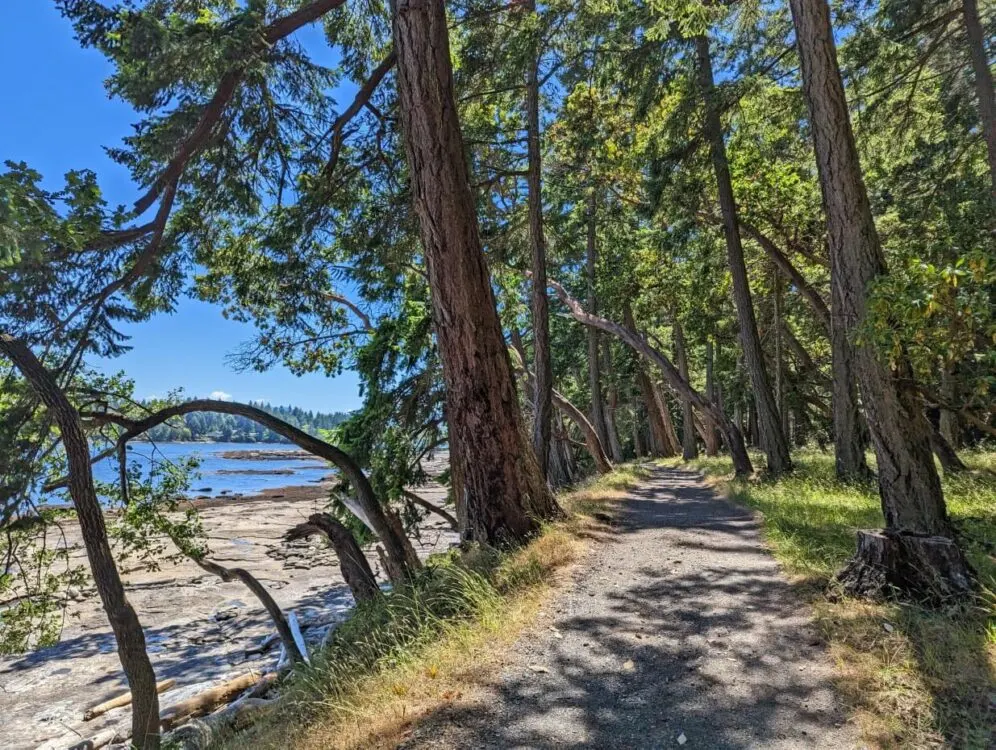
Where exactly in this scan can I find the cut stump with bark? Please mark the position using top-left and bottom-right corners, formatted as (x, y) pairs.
(834, 529), (976, 605)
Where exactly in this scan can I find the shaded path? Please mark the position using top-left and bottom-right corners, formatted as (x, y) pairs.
(401, 467), (858, 749)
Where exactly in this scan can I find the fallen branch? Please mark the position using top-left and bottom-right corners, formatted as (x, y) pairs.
(84, 679), (176, 721)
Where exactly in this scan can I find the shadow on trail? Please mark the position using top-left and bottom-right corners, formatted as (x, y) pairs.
(403, 468), (852, 749)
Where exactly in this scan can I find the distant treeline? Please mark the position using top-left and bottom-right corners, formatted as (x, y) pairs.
(140, 401), (351, 443)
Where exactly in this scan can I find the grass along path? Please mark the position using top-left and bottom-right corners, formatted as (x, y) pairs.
(660, 449), (996, 749)
(214, 465), (650, 750)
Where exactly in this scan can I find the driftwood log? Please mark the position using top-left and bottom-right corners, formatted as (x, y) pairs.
(83, 680), (176, 721)
(68, 727), (128, 750)
(285, 513), (381, 603)
(834, 529), (976, 604)
(158, 671), (275, 731)
(165, 698), (277, 750)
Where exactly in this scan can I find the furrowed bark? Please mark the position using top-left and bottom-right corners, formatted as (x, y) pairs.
(392, 0), (560, 546)
(696, 35), (792, 475)
(0, 334), (160, 749)
(789, 0), (973, 600)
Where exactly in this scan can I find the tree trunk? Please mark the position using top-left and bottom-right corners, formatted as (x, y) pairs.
(962, 0), (996, 197)
(631, 404), (646, 457)
(585, 190), (612, 451)
(939, 365), (960, 448)
(190, 556), (306, 663)
(391, 0), (560, 546)
(525, 0), (552, 477)
(789, 0), (973, 599)
(673, 322), (700, 460)
(285, 513), (381, 603)
(695, 34), (792, 475)
(601, 339), (626, 462)
(704, 339), (721, 456)
(510, 337), (612, 474)
(622, 302), (676, 457)
(929, 425), (968, 475)
(772, 267), (789, 438)
(0, 335), (160, 749)
(653, 383), (683, 455)
(548, 280), (753, 476)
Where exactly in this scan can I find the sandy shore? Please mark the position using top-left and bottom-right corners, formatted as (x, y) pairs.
(0, 460), (456, 750)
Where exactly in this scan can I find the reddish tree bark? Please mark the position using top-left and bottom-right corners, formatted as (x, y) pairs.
(391, 0), (560, 545)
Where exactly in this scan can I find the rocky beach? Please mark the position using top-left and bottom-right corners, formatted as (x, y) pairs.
(0, 456), (455, 750)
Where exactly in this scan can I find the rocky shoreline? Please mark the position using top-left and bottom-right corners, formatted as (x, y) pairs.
(1, 457), (454, 750)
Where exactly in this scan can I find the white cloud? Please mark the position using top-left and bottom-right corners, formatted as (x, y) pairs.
(209, 390), (233, 401)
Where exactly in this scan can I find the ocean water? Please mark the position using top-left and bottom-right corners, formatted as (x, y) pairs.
(90, 442), (333, 499)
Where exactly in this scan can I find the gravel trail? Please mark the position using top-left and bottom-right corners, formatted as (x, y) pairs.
(401, 466), (860, 749)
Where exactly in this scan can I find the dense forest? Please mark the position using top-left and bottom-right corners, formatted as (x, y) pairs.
(139, 401), (350, 442)
(0, 0), (993, 747)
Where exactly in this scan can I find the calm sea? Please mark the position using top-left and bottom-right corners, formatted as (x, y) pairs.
(90, 442), (332, 499)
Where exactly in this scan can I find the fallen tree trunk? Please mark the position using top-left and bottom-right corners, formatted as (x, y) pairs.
(285, 513), (382, 603)
(546, 279), (753, 476)
(166, 698), (277, 750)
(85, 680), (177, 721)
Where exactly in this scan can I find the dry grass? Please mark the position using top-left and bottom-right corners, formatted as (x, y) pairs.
(212, 464), (649, 750)
(661, 449), (996, 749)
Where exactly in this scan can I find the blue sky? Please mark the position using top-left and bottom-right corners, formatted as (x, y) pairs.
(0, 2), (362, 412)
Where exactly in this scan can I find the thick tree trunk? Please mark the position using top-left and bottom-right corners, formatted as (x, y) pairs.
(391, 0), (560, 546)
(962, 0), (996, 197)
(673, 322), (700, 460)
(285, 513), (381, 603)
(0, 335), (160, 749)
(585, 191), (612, 451)
(631, 405), (647, 457)
(929, 426), (968, 474)
(696, 35), (792, 475)
(939, 365), (960, 448)
(831, 271), (872, 481)
(548, 281), (754, 476)
(525, 0), (552, 476)
(789, 0), (973, 599)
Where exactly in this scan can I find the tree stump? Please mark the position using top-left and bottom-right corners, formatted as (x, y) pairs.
(834, 529), (976, 604)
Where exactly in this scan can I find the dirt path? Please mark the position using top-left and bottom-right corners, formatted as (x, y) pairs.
(401, 466), (860, 749)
